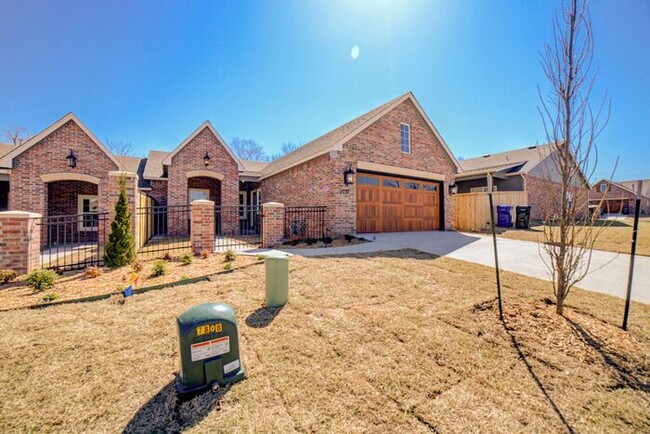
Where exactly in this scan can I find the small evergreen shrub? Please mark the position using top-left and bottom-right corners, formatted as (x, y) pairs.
(179, 253), (193, 265)
(256, 254), (266, 261)
(305, 238), (317, 245)
(42, 292), (60, 302)
(0, 269), (18, 283)
(224, 249), (236, 262)
(223, 262), (232, 271)
(104, 176), (135, 267)
(26, 269), (58, 291)
(151, 261), (167, 277)
(84, 266), (102, 278)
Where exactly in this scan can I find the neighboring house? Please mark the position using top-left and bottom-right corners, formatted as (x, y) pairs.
(589, 179), (650, 215)
(456, 143), (589, 219)
(0, 92), (460, 238)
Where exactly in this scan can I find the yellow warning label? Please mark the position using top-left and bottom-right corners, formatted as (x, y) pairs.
(196, 323), (223, 336)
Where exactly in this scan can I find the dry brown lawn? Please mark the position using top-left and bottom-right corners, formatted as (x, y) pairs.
(0, 250), (648, 433)
(499, 217), (650, 256)
(0, 252), (259, 310)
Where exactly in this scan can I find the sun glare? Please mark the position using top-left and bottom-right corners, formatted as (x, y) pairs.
(351, 45), (360, 59)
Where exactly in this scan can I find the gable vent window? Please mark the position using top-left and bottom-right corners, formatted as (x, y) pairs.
(400, 123), (411, 154)
(599, 183), (608, 193)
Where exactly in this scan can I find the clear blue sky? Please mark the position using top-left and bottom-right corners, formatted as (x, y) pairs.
(1, 0), (648, 181)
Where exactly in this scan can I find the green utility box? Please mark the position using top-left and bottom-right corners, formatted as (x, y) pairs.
(265, 252), (289, 307)
(176, 303), (245, 395)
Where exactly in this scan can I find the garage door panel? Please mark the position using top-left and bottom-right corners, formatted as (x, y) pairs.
(357, 172), (441, 233)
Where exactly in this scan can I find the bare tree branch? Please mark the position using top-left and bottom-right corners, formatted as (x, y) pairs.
(104, 140), (134, 156)
(1, 126), (30, 145)
(537, 0), (612, 315)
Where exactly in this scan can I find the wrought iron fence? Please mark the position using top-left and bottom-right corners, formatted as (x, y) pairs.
(284, 206), (326, 243)
(38, 212), (109, 270)
(215, 205), (262, 251)
(137, 205), (192, 258)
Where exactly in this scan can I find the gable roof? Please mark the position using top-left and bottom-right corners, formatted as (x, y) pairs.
(259, 92), (461, 180)
(240, 159), (268, 177)
(143, 150), (170, 179)
(458, 144), (554, 177)
(0, 143), (14, 159)
(593, 178), (649, 198)
(0, 113), (124, 170)
(617, 179), (650, 198)
(162, 121), (243, 171)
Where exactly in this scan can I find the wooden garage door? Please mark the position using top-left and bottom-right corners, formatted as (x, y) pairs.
(356, 173), (441, 233)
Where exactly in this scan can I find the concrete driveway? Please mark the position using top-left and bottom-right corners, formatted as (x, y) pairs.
(280, 231), (650, 304)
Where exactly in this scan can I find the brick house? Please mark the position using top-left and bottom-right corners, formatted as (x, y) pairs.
(589, 179), (650, 215)
(455, 144), (590, 220)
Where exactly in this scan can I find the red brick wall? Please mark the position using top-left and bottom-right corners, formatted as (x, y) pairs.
(190, 200), (215, 255)
(0, 212), (41, 274)
(9, 120), (119, 215)
(167, 127), (239, 209)
(261, 99), (457, 235)
(47, 181), (98, 216)
(527, 175), (589, 220)
(188, 176), (222, 205)
(147, 180), (168, 206)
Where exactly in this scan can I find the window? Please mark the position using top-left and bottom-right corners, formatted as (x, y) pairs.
(423, 184), (438, 193)
(239, 191), (247, 220)
(405, 182), (420, 190)
(383, 179), (401, 188)
(400, 123), (411, 153)
(358, 175), (379, 186)
(189, 188), (210, 202)
(599, 183), (608, 193)
(77, 195), (99, 231)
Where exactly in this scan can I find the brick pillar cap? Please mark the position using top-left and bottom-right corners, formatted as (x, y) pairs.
(191, 199), (215, 206)
(262, 202), (285, 208)
(0, 211), (41, 218)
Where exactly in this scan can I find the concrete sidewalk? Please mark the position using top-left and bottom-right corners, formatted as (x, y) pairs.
(276, 231), (649, 304)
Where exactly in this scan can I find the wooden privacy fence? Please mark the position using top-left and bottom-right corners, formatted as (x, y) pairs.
(455, 191), (528, 232)
(137, 193), (155, 249)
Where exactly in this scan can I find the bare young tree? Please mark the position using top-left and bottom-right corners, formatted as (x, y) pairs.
(1, 126), (30, 145)
(104, 140), (134, 156)
(538, 0), (610, 315)
(230, 137), (268, 161)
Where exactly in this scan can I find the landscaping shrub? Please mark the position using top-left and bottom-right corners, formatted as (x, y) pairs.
(179, 252), (193, 265)
(344, 234), (356, 243)
(42, 292), (60, 302)
(163, 252), (172, 261)
(151, 261), (167, 277)
(256, 254), (266, 261)
(83, 266), (102, 278)
(223, 262), (232, 271)
(104, 176), (135, 267)
(132, 261), (143, 272)
(0, 269), (18, 284)
(224, 249), (236, 262)
(200, 249), (211, 259)
(305, 238), (317, 245)
(26, 269), (58, 291)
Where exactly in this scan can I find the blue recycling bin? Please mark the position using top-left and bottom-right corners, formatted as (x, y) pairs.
(496, 206), (512, 228)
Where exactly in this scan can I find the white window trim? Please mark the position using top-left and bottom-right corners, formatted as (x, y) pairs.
(77, 195), (99, 232)
(599, 183), (607, 193)
(400, 123), (411, 154)
(188, 188), (210, 203)
(252, 189), (261, 207)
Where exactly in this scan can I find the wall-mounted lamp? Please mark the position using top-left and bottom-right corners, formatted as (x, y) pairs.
(449, 182), (458, 195)
(343, 163), (356, 185)
(203, 152), (211, 166)
(66, 149), (77, 168)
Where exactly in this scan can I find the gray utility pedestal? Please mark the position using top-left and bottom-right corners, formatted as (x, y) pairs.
(265, 252), (289, 307)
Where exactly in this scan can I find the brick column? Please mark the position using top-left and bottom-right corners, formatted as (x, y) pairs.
(108, 171), (139, 244)
(261, 202), (285, 248)
(0, 211), (42, 274)
(191, 200), (215, 255)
